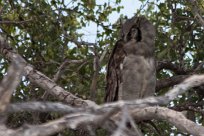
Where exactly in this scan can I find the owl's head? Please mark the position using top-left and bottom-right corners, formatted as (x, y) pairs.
(120, 15), (155, 43)
(120, 15), (141, 42)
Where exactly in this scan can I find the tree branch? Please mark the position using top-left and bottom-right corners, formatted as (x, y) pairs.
(156, 75), (189, 91)
(70, 39), (96, 46)
(2, 74), (204, 135)
(156, 61), (188, 74)
(156, 60), (204, 91)
(2, 37), (204, 135)
(0, 37), (96, 107)
(102, 74), (204, 109)
(129, 107), (204, 136)
(90, 54), (100, 101)
(6, 102), (80, 114)
(0, 37), (25, 112)
(53, 59), (85, 82)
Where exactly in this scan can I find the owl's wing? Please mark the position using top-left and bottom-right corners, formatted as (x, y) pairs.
(105, 40), (125, 102)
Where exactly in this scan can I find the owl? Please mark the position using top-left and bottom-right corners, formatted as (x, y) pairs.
(105, 16), (156, 102)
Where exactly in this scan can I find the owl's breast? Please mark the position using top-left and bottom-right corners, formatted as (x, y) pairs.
(121, 55), (155, 99)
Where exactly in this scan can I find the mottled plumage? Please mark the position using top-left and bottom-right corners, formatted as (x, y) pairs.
(105, 40), (125, 102)
(105, 16), (156, 102)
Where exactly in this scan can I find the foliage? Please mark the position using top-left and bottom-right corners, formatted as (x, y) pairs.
(0, 0), (204, 135)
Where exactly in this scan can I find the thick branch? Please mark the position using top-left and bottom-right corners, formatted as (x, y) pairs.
(2, 74), (204, 135)
(0, 37), (96, 107)
(102, 74), (204, 109)
(0, 37), (25, 112)
(6, 74), (204, 115)
(13, 113), (97, 136)
(6, 102), (79, 114)
(13, 111), (120, 136)
(130, 107), (204, 136)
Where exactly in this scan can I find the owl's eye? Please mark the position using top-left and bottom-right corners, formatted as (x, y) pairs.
(126, 27), (141, 42)
(135, 28), (142, 41)
(126, 31), (132, 42)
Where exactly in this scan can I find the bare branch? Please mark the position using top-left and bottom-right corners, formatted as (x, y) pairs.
(0, 37), (96, 107)
(99, 45), (109, 64)
(53, 59), (85, 82)
(6, 74), (204, 114)
(70, 39), (96, 46)
(6, 102), (80, 114)
(102, 74), (204, 109)
(1, 74), (204, 135)
(0, 125), (15, 136)
(129, 107), (204, 136)
(112, 110), (128, 136)
(0, 37), (25, 112)
(112, 106), (143, 136)
(13, 111), (116, 136)
(42, 59), (85, 100)
(90, 54), (100, 101)
(13, 113), (96, 136)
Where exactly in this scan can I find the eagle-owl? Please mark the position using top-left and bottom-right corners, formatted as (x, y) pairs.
(105, 16), (156, 102)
